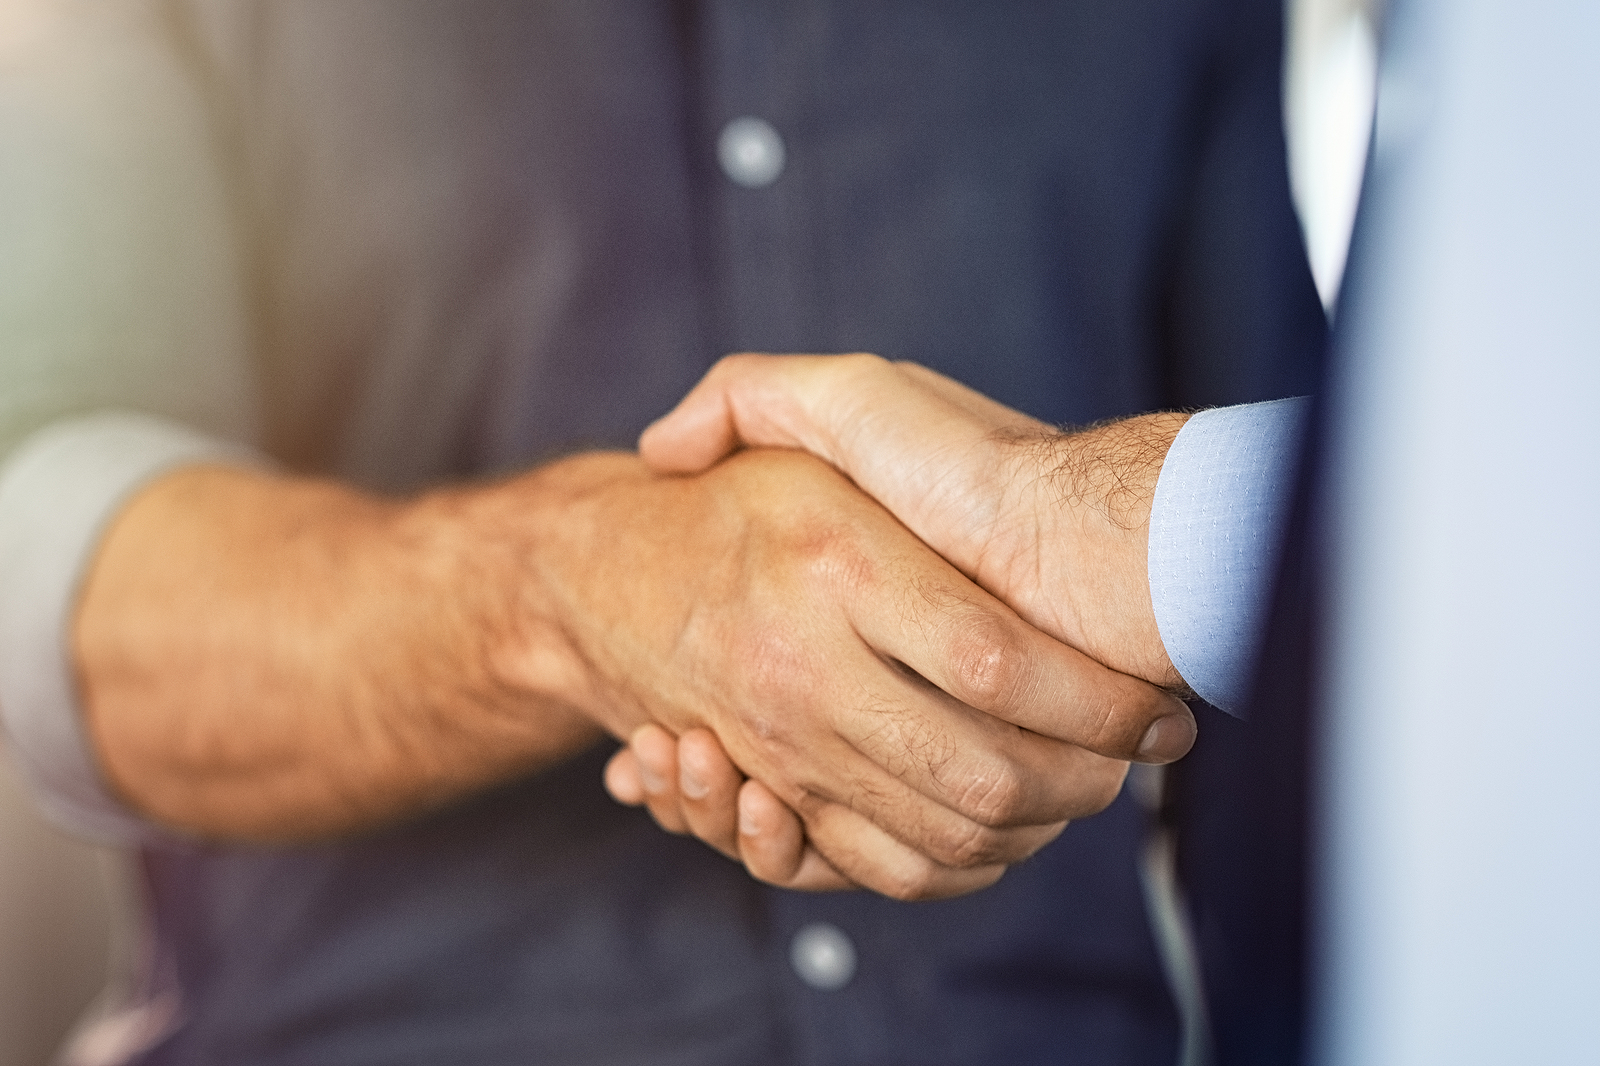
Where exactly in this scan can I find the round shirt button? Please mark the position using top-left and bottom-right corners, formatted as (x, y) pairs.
(790, 922), (857, 991)
(718, 116), (786, 188)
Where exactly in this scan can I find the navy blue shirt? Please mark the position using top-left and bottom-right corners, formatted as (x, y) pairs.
(138, 2), (1325, 1062)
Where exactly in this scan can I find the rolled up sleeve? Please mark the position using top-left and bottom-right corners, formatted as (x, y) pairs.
(0, 412), (260, 842)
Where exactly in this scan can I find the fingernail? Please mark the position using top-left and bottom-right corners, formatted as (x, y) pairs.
(738, 791), (762, 837)
(1137, 714), (1197, 763)
(680, 761), (710, 800)
(639, 762), (667, 795)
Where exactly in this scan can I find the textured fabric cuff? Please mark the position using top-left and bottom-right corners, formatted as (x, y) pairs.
(0, 411), (262, 842)
(1147, 397), (1310, 714)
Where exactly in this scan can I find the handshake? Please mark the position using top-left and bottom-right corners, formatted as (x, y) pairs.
(74, 351), (1216, 895)
(597, 354), (1197, 900)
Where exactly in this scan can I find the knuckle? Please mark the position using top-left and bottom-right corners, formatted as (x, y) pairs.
(936, 818), (1009, 869)
(1094, 681), (1177, 755)
(947, 617), (1029, 711)
(881, 860), (944, 902)
(951, 757), (1028, 827)
(796, 523), (876, 596)
(731, 705), (787, 755)
(839, 352), (889, 383)
(716, 351), (763, 375)
(871, 702), (959, 782)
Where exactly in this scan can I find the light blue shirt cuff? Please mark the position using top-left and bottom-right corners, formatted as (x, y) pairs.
(0, 412), (262, 843)
(1147, 397), (1311, 715)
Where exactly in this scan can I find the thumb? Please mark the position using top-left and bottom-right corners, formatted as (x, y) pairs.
(639, 353), (863, 474)
(639, 379), (743, 473)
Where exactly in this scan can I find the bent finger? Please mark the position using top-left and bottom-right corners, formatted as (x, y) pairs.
(630, 724), (690, 835)
(737, 780), (855, 892)
(738, 697), (1079, 869)
(603, 746), (646, 806)
(839, 669), (1137, 828)
(797, 794), (1009, 902)
(640, 354), (884, 474)
(676, 728), (745, 861)
(845, 563), (1193, 763)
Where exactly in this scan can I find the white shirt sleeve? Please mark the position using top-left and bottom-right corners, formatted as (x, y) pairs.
(0, 412), (262, 842)
(1146, 397), (1311, 714)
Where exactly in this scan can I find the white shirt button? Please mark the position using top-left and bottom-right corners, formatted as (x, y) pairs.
(789, 922), (857, 991)
(718, 116), (786, 188)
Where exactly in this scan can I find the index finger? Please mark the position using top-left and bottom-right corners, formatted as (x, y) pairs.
(846, 549), (1194, 763)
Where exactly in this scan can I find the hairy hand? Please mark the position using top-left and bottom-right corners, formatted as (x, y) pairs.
(613, 354), (1195, 891)
(531, 449), (1189, 900)
(639, 353), (1189, 689)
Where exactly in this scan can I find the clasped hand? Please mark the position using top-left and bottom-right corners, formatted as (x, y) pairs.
(600, 354), (1194, 899)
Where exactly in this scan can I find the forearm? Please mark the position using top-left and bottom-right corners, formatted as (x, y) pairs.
(74, 463), (605, 842)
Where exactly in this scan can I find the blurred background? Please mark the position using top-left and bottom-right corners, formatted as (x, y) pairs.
(0, 0), (1378, 1062)
(0, 758), (123, 1066)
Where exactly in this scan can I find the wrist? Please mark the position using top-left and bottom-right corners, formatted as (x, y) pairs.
(984, 414), (1190, 691)
(456, 452), (648, 738)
